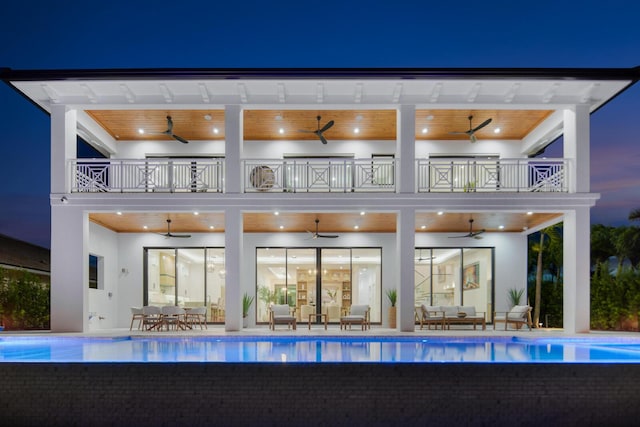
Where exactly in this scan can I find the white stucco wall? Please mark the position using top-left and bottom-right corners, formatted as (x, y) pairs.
(88, 222), (118, 330)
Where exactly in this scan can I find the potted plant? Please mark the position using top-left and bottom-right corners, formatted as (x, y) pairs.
(507, 288), (524, 308)
(242, 292), (255, 328)
(386, 288), (397, 328)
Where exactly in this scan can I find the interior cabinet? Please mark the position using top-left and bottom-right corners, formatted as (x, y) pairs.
(341, 281), (352, 311)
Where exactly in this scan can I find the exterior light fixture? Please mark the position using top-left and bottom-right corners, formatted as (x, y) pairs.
(60, 196), (68, 203)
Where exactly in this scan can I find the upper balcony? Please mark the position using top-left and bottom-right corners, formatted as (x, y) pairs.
(69, 157), (568, 194)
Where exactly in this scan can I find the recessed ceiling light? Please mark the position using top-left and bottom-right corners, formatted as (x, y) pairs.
(193, 211), (199, 216)
(143, 225), (148, 230)
(274, 211), (279, 216)
(354, 127), (360, 134)
(204, 114), (212, 121)
(494, 128), (501, 134)
(116, 211), (122, 216)
(527, 211), (533, 215)
(499, 225), (505, 230)
(213, 127), (219, 134)
(421, 128), (428, 134)
(420, 225), (427, 229)
(437, 211), (444, 216)
(354, 225), (359, 230)
(279, 225), (284, 230)
(279, 128), (284, 134)
(523, 226), (529, 231)
(209, 225), (215, 230)
(138, 128), (145, 134)
(360, 211), (365, 216)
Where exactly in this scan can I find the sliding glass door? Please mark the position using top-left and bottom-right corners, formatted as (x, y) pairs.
(145, 247), (226, 322)
(415, 247), (493, 317)
(256, 247), (382, 324)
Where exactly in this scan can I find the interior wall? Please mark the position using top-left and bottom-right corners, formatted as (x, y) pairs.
(113, 140), (225, 158)
(243, 139), (396, 158)
(416, 139), (523, 158)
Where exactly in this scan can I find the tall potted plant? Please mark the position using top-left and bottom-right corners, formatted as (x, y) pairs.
(507, 288), (524, 308)
(386, 289), (397, 329)
(242, 292), (255, 328)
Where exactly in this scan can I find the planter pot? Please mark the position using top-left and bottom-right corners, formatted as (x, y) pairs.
(243, 316), (249, 328)
(388, 306), (397, 329)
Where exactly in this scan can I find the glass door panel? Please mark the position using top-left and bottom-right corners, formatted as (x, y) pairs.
(256, 248), (285, 323)
(320, 249), (351, 322)
(176, 249), (205, 308)
(351, 248), (381, 323)
(432, 248), (460, 307)
(290, 249), (317, 322)
(462, 248), (493, 317)
(147, 249), (176, 305)
(205, 248), (226, 322)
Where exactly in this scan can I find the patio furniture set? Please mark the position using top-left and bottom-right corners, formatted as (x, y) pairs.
(417, 304), (533, 331)
(129, 306), (208, 331)
(269, 304), (371, 331)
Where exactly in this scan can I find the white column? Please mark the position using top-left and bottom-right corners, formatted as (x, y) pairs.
(224, 207), (243, 331)
(397, 208), (416, 331)
(50, 206), (88, 332)
(224, 105), (243, 194)
(563, 208), (591, 333)
(397, 105), (416, 193)
(563, 105), (590, 193)
(50, 106), (77, 194)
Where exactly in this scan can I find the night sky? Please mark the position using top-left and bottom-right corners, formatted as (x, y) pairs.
(1, 0), (639, 248)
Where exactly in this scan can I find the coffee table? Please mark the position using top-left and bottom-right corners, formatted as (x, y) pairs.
(308, 313), (328, 330)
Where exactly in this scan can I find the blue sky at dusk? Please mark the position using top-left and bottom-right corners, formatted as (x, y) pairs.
(1, 0), (639, 248)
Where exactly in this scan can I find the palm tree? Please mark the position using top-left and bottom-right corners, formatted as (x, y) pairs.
(630, 208), (640, 222)
(531, 225), (561, 328)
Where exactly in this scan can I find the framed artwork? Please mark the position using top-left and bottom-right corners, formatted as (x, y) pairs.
(463, 263), (480, 290)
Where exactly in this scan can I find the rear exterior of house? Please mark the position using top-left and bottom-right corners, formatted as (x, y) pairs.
(2, 66), (638, 333)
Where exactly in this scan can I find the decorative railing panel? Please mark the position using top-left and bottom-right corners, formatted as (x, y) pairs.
(244, 158), (396, 193)
(70, 159), (224, 193)
(416, 158), (568, 193)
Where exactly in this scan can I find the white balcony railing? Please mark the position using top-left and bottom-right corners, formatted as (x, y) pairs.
(243, 158), (396, 192)
(70, 158), (224, 193)
(416, 158), (568, 192)
(68, 157), (568, 194)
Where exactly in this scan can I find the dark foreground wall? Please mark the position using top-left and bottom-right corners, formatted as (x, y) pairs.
(1, 363), (639, 426)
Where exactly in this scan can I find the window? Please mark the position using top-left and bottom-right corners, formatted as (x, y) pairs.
(88, 254), (103, 289)
(415, 247), (493, 315)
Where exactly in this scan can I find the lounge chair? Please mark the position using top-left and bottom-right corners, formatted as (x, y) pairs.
(493, 305), (533, 330)
(142, 305), (163, 331)
(270, 304), (297, 330)
(129, 307), (144, 331)
(418, 304), (445, 330)
(185, 306), (207, 330)
(340, 304), (370, 330)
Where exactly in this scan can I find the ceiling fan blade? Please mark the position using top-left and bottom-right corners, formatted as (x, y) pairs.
(319, 120), (334, 133)
(471, 118), (492, 133)
(317, 234), (339, 238)
(166, 116), (174, 132)
(318, 134), (328, 145)
(172, 134), (190, 144)
(169, 234), (191, 238)
(470, 134), (477, 143)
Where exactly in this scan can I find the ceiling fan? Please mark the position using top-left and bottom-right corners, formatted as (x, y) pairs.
(450, 115), (492, 143)
(157, 218), (191, 239)
(449, 218), (485, 239)
(152, 115), (189, 144)
(298, 115), (334, 144)
(415, 249), (435, 262)
(307, 218), (339, 239)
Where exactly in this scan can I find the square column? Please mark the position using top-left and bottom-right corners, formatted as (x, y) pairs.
(50, 106), (77, 194)
(50, 205), (88, 332)
(224, 207), (243, 331)
(224, 105), (243, 194)
(563, 105), (590, 193)
(563, 208), (591, 333)
(397, 208), (416, 331)
(397, 105), (416, 194)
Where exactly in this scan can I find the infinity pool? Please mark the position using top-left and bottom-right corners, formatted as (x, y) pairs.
(2, 336), (640, 363)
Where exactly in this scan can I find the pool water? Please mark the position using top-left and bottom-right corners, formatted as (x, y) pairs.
(2, 336), (640, 363)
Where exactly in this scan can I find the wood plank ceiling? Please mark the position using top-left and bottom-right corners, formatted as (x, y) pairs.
(86, 109), (552, 142)
(89, 212), (561, 234)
